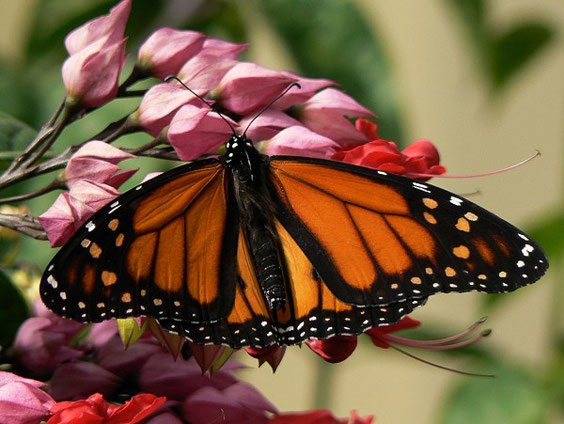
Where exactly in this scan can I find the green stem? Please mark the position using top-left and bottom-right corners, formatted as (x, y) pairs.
(313, 358), (334, 408)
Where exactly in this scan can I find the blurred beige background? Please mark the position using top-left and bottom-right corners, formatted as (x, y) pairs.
(0, 0), (563, 422)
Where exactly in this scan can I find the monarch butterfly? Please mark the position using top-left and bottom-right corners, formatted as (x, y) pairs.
(40, 129), (548, 348)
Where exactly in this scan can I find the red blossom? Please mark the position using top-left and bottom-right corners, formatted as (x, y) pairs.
(245, 345), (287, 372)
(365, 317), (421, 349)
(306, 336), (357, 363)
(47, 393), (166, 424)
(333, 119), (446, 180)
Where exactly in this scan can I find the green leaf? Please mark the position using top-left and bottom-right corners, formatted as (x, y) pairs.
(488, 22), (554, 89)
(439, 359), (549, 424)
(447, 0), (487, 46)
(0, 111), (37, 151)
(0, 268), (29, 347)
(117, 317), (147, 348)
(211, 347), (235, 374)
(256, 0), (403, 141)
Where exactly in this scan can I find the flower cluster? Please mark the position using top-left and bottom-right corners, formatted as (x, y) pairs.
(6, 304), (374, 423)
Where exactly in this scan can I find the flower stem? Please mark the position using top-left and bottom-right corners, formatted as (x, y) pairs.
(0, 213), (46, 240)
(0, 179), (65, 204)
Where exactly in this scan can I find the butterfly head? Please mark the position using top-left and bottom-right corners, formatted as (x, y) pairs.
(224, 135), (255, 163)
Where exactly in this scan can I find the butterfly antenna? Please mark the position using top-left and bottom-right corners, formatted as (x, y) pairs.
(242, 82), (302, 137)
(388, 342), (495, 378)
(164, 75), (237, 136)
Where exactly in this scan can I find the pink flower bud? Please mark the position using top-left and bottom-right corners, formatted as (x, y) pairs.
(64, 0), (131, 54)
(178, 54), (237, 94)
(239, 108), (301, 141)
(134, 83), (199, 136)
(201, 38), (247, 59)
(39, 182), (119, 246)
(217, 63), (295, 115)
(273, 72), (334, 110)
(62, 38), (127, 108)
(13, 316), (84, 374)
(49, 362), (121, 401)
(0, 372), (55, 424)
(182, 382), (277, 424)
(168, 104), (237, 160)
(138, 28), (206, 79)
(65, 141), (136, 189)
(300, 88), (374, 144)
(96, 336), (162, 378)
(257, 126), (340, 159)
(306, 335), (358, 363)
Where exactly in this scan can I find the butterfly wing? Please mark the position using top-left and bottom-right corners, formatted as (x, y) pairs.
(268, 156), (548, 307)
(40, 159), (240, 326)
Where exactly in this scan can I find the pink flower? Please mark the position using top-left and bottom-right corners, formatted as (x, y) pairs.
(306, 336), (358, 363)
(257, 126), (340, 159)
(62, 38), (127, 108)
(138, 28), (206, 79)
(216, 62), (295, 115)
(200, 38), (247, 59)
(238, 108), (301, 142)
(39, 181), (119, 246)
(273, 72), (333, 110)
(65, 141), (136, 189)
(271, 409), (373, 424)
(138, 353), (238, 401)
(133, 83), (199, 136)
(47, 393), (166, 424)
(64, 0), (131, 54)
(299, 88), (374, 144)
(178, 54), (238, 95)
(244, 345), (286, 372)
(0, 371), (55, 424)
(96, 336), (162, 378)
(62, 0), (130, 108)
(182, 382), (277, 424)
(332, 119), (446, 180)
(13, 316), (84, 375)
(49, 362), (121, 401)
(168, 104), (238, 160)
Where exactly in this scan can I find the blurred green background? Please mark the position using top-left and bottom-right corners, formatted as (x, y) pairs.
(0, 0), (562, 422)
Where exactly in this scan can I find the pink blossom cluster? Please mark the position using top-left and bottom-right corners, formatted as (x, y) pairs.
(6, 303), (373, 423)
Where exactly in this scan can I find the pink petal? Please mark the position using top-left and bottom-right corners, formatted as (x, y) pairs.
(223, 382), (277, 414)
(238, 108), (301, 142)
(274, 72), (334, 109)
(138, 28), (206, 79)
(258, 126), (340, 159)
(302, 110), (368, 145)
(96, 336), (162, 378)
(38, 193), (79, 247)
(0, 381), (55, 424)
(136, 83), (199, 136)
(68, 180), (120, 214)
(62, 38), (127, 108)
(217, 62), (295, 115)
(303, 88), (374, 116)
(65, 0), (131, 54)
(168, 104), (237, 160)
(178, 54), (237, 94)
(50, 362), (121, 401)
(0, 372), (45, 389)
(71, 140), (135, 163)
(201, 38), (247, 59)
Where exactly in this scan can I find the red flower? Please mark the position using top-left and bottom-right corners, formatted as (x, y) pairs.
(270, 409), (373, 424)
(245, 345), (287, 372)
(306, 336), (357, 363)
(47, 393), (165, 424)
(365, 316), (421, 349)
(332, 119), (446, 180)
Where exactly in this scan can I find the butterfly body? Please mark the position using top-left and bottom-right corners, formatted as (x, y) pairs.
(40, 135), (548, 348)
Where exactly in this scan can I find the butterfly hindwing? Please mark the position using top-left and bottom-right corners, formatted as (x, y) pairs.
(268, 156), (548, 307)
(40, 159), (239, 325)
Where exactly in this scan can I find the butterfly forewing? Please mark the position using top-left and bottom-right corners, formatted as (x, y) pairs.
(268, 156), (548, 307)
(40, 159), (239, 325)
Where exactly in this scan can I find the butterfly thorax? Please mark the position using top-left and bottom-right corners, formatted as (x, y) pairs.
(222, 135), (286, 311)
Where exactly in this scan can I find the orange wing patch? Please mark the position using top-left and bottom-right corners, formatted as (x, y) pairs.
(228, 229), (269, 325)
